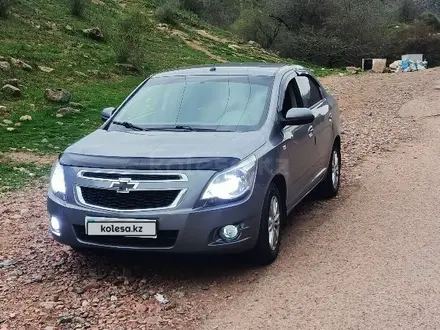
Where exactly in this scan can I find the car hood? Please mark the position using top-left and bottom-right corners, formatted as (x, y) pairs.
(60, 129), (266, 171)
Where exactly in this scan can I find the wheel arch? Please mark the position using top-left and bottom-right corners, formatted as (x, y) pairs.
(334, 135), (341, 151)
(326, 134), (341, 166)
(271, 174), (287, 211)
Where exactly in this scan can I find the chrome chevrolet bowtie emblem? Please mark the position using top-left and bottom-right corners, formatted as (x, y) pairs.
(110, 178), (139, 193)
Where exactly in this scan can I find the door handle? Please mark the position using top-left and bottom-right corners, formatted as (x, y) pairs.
(329, 112), (333, 123)
(308, 125), (314, 138)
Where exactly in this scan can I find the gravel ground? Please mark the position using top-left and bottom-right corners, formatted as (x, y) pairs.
(321, 68), (440, 185)
(1, 69), (440, 330)
(200, 77), (440, 330)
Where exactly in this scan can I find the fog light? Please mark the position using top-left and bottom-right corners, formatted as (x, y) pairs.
(50, 216), (61, 233)
(220, 225), (239, 241)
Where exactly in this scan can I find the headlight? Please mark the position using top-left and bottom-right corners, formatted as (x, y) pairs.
(200, 155), (257, 205)
(50, 161), (66, 195)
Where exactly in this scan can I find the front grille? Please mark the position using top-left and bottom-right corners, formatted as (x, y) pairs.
(81, 172), (183, 181)
(74, 225), (178, 248)
(80, 187), (181, 210)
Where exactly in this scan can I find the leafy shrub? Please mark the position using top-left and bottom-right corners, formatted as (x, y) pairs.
(177, 8), (205, 28)
(398, 0), (421, 23)
(275, 29), (356, 67)
(155, 0), (180, 25)
(112, 11), (148, 70)
(72, 0), (86, 17)
(397, 21), (440, 66)
(180, 0), (204, 15)
(265, 0), (391, 67)
(231, 8), (281, 48)
(0, 0), (14, 18)
(419, 12), (440, 31)
(200, 0), (239, 27)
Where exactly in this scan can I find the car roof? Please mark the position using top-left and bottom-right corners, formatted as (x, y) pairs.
(152, 63), (307, 78)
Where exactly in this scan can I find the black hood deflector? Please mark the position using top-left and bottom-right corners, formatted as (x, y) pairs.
(60, 152), (240, 172)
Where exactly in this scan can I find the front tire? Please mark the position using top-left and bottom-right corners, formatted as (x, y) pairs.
(251, 183), (284, 266)
(317, 143), (341, 198)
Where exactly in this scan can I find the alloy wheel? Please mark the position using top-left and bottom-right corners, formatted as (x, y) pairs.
(332, 150), (340, 190)
(268, 196), (281, 251)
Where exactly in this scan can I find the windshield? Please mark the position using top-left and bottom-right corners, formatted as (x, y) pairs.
(109, 75), (274, 132)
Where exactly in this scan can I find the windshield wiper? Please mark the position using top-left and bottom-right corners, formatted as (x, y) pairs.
(174, 125), (197, 131)
(172, 125), (225, 132)
(112, 121), (148, 131)
(112, 123), (232, 132)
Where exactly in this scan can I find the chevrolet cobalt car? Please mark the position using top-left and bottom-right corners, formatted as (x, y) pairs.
(47, 64), (341, 265)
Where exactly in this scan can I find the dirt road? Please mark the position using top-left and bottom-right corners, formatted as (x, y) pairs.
(1, 69), (440, 330)
(199, 96), (440, 330)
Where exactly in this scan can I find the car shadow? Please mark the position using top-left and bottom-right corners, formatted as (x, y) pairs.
(63, 248), (259, 296)
(64, 190), (337, 287)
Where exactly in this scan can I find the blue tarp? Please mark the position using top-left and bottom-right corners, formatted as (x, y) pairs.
(400, 59), (428, 72)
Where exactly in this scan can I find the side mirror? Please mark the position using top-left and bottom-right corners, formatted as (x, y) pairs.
(101, 107), (116, 122)
(283, 108), (315, 126)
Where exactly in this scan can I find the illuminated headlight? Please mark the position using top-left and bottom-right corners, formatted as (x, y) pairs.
(50, 161), (66, 195)
(201, 155), (257, 204)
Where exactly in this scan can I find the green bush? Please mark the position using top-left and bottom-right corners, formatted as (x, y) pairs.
(112, 11), (148, 70)
(265, 0), (391, 67)
(200, 0), (239, 27)
(72, 0), (86, 17)
(0, 0), (14, 18)
(180, 0), (204, 15)
(397, 21), (440, 66)
(155, 1), (180, 25)
(231, 9), (259, 39)
(398, 0), (421, 23)
(231, 8), (281, 48)
(419, 12), (440, 31)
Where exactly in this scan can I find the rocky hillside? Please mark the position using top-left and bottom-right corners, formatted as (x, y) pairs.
(0, 0), (337, 192)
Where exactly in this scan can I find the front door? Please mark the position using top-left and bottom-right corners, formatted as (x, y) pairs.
(294, 75), (332, 183)
(279, 78), (315, 209)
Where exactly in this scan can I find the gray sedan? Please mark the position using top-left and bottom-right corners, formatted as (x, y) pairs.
(47, 64), (341, 265)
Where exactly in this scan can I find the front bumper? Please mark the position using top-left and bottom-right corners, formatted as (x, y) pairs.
(47, 190), (264, 254)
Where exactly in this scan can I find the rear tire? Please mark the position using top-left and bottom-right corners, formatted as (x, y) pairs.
(317, 143), (341, 199)
(251, 183), (284, 266)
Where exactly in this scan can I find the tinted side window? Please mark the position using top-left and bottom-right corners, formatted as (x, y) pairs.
(281, 81), (297, 116)
(282, 88), (292, 113)
(296, 76), (323, 108)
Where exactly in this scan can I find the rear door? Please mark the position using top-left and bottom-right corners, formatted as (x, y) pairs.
(294, 75), (332, 182)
